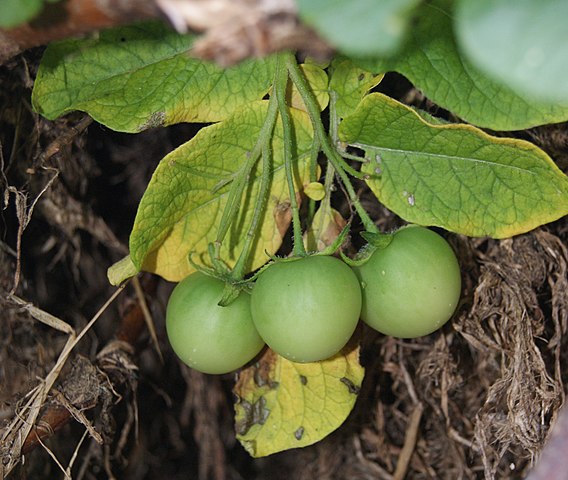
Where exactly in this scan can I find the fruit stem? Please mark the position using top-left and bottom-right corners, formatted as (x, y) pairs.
(286, 58), (379, 234)
(276, 53), (307, 256)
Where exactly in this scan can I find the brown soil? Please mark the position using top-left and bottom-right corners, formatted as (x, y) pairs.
(1, 52), (568, 480)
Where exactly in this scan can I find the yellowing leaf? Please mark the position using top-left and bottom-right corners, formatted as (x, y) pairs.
(304, 56), (331, 70)
(304, 205), (347, 252)
(339, 93), (568, 238)
(234, 345), (364, 457)
(287, 63), (329, 112)
(129, 101), (314, 281)
(304, 182), (326, 201)
(329, 56), (383, 118)
(107, 255), (138, 286)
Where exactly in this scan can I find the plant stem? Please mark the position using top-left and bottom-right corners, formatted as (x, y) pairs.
(275, 53), (306, 256)
(212, 75), (280, 264)
(305, 92), (338, 252)
(286, 58), (379, 234)
(230, 142), (272, 280)
(307, 138), (321, 224)
(339, 151), (369, 163)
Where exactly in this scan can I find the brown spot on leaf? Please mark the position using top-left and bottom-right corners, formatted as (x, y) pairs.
(235, 396), (270, 436)
(236, 349), (280, 400)
(274, 199), (292, 238)
(340, 377), (360, 395)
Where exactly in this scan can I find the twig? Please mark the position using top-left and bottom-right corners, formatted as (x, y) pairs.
(17, 276), (157, 457)
(41, 116), (93, 163)
(448, 427), (479, 452)
(2, 284), (127, 476)
(8, 168), (59, 294)
(66, 429), (90, 477)
(36, 434), (72, 480)
(393, 403), (424, 480)
(9, 293), (74, 334)
(52, 390), (103, 445)
(132, 275), (163, 362)
(352, 436), (393, 480)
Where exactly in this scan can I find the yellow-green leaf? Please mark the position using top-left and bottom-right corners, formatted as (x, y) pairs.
(32, 22), (276, 132)
(234, 345), (364, 457)
(329, 56), (383, 118)
(107, 255), (138, 286)
(129, 101), (314, 281)
(287, 63), (329, 112)
(339, 93), (568, 238)
(304, 182), (326, 201)
(304, 56), (331, 70)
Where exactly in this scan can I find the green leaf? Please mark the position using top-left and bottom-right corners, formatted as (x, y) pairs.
(356, 1), (568, 130)
(297, 0), (421, 57)
(130, 101), (314, 281)
(0, 0), (42, 28)
(339, 94), (568, 238)
(32, 22), (276, 132)
(329, 56), (383, 118)
(455, 0), (568, 104)
(234, 346), (364, 457)
(360, 231), (394, 250)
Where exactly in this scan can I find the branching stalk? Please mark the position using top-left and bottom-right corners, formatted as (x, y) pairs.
(275, 53), (306, 256)
(286, 57), (379, 234)
(230, 142), (272, 280)
(212, 71), (280, 264)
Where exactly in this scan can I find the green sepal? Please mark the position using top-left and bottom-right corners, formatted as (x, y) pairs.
(313, 223), (352, 257)
(360, 231), (394, 249)
(341, 231), (394, 268)
(218, 282), (244, 307)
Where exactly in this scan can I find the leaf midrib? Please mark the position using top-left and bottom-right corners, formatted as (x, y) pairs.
(354, 143), (537, 176)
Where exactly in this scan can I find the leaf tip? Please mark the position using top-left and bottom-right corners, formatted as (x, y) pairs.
(107, 255), (139, 286)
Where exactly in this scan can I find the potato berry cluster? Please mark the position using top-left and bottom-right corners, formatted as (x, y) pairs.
(166, 226), (461, 374)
